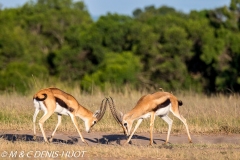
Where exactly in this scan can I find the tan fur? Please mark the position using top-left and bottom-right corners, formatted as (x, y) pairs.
(125, 92), (171, 120)
(33, 87), (92, 116)
(109, 91), (192, 145)
(33, 87), (106, 145)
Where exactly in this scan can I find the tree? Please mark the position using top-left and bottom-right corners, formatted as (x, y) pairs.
(54, 46), (96, 81)
(0, 62), (48, 93)
(81, 52), (142, 91)
(133, 11), (194, 90)
(95, 14), (134, 52)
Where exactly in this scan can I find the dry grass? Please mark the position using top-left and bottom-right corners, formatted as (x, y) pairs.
(0, 138), (240, 159)
(0, 88), (240, 134)
(0, 87), (240, 159)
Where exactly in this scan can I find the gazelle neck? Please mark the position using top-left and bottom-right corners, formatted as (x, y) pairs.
(124, 110), (141, 122)
(125, 103), (150, 121)
(76, 104), (93, 121)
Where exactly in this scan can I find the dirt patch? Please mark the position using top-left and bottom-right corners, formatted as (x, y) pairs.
(1, 130), (240, 146)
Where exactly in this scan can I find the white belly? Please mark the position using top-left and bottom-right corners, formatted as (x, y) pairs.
(33, 99), (70, 116)
(155, 104), (171, 116)
(140, 104), (171, 119)
(54, 103), (71, 115)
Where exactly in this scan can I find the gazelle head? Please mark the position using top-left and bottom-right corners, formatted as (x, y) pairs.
(107, 97), (132, 136)
(122, 117), (134, 136)
(84, 98), (108, 133)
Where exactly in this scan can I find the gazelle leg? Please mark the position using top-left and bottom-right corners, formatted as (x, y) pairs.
(172, 112), (192, 143)
(149, 112), (155, 146)
(161, 115), (173, 144)
(39, 111), (54, 143)
(69, 114), (88, 145)
(124, 118), (143, 145)
(33, 108), (40, 140)
(49, 114), (62, 142)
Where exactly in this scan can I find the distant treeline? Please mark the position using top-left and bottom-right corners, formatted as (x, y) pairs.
(0, 0), (240, 94)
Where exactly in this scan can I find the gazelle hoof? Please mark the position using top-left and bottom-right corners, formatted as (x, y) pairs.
(148, 140), (157, 146)
(147, 142), (154, 147)
(84, 141), (89, 146)
(163, 142), (168, 145)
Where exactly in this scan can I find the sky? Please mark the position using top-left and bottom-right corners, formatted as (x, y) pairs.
(0, 0), (231, 16)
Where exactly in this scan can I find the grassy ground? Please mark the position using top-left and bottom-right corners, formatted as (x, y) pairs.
(0, 87), (240, 159)
(1, 138), (240, 159)
(0, 88), (240, 134)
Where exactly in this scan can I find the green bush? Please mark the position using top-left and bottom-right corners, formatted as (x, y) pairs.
(0, 62), (48, 94)
(81, 52), (142, 91)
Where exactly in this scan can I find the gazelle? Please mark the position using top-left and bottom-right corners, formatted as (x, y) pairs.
(108, 91), (192, 145)
(33, 87), (107, 145)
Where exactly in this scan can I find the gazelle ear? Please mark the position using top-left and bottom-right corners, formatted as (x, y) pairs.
(93, 110), (100, 117)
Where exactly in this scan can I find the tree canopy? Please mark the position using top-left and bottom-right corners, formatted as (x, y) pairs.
(0, 0), (240, 94)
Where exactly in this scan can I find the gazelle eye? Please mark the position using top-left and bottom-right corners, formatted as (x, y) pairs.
(124, 123), (127, 126)
(93, 121), (96, 124)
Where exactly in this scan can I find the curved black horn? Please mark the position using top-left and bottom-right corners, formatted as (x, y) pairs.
(107, 97), (123, 125)
(96, 98), (107, 121)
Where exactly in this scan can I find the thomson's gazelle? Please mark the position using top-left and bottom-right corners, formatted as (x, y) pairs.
(33, 87), (107, 145)
(108, 91), (192, 145)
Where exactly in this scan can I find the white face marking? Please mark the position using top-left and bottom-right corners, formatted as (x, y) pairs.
(76, 115), (90, 132)
(122, 120), (129, 135)
(85, 120), (90, 133)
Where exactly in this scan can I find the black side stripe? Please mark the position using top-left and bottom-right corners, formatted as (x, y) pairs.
(153, 99), (171, 112)
(55, 97), (74, 112)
